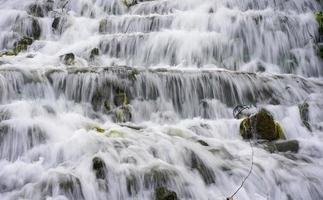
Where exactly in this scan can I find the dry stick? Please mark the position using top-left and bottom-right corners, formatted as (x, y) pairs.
(227, 141), (254, 200)
(227, 114), (256, 200)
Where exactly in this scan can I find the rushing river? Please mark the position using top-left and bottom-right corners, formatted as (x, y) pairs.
(0, 0), (323, 199)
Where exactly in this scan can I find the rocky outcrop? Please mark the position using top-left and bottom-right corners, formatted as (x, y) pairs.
(240, 109), (286, 141)
(0, 37), (33, 57)
(264, 140), (299, 153)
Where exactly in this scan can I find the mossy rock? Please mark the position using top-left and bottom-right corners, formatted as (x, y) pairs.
(113, 88), (129, 107)
(298, 102), (311, 131)
(240, 109), (286, 141)
(0, 37), (33, 57)
(155, 187), (178, 200)
(92, 157), (107, 179)
(60, 53), (75, 65)
(122, 0), (138, 8)
(114, 106), (132, 123)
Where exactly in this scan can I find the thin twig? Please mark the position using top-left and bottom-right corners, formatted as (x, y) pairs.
(228, 141), (254, 199)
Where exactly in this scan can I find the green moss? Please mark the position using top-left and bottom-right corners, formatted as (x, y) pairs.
(94, 127), (105, 133)
(108, 129), (124, 137)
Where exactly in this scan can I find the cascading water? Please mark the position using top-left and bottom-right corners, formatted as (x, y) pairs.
(0, 0), (323, 199)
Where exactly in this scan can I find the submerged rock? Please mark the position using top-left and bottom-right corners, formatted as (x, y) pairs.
(99, 19), (108, 34)
(155, 187), (178, 200)
(92, 157), (107, 179)
(240, 109), (286, 141)
(27, 1), (53, 17)
(264, 140), (300, 153)
(90, 48), (100, 60)
(298, 102), (311, 131)
(114, 105), (132, 123)
(190, 151), (216, 184)
(60, 53), (75, 65)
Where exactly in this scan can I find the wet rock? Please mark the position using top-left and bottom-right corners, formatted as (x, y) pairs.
(315, 11), (323, 42)
(52, 16), (70, 34)
(126, 174), (139, 195)
(92, 157), (107, 179)
(29, 18), (42, 40)
(27, 1), (53, 17)
(99, 19), (108, 34)
(14, 37), (33, 53)
(41, 173), (85, 200)
(123, 0), (138, 8)
(197, 140), (209, 146)
(240, 108), (286, 141)
(265, 140), (299, 153)
(0, 37), (33, 57)
(143, 168), (177, 188)
(90, 48), (100, 60)
(114, 105), (132, 123)
(298, 102), (311, 131)
(190, 152), (215, 184)
(60, 53), (75, 65)
(113, 88), (128, 107)
(155, 187), (178, 200)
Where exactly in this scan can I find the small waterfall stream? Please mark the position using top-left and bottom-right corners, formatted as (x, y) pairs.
(0, 0), (323, 199)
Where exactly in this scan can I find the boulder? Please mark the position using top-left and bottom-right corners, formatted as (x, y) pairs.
(155, 187), (178, 200)
(0, 37), (33, 57)
(240, 109), (286, 141)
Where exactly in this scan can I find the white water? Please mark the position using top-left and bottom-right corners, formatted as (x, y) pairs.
(0, 0), (323, 199)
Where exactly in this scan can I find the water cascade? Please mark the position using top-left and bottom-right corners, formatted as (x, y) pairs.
(0, 0), (323, 199)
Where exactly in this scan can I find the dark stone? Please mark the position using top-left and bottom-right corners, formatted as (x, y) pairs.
(90, 48), (100, 60)
(27, 1), (53, 17)
(197, 140), (209, 146)
(265, 140), (300, 153)
(29, 18), (42, 40)
(155, 187), (178, 200)
(92, 157), (107, 179)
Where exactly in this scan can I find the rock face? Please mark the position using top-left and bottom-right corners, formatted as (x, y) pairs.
(123, 0), (138, 8)
(154, 187), (178, 200)
(240, 109), (286, 141)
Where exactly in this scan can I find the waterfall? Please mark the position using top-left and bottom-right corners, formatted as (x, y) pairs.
(0, 0), (323, 199)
